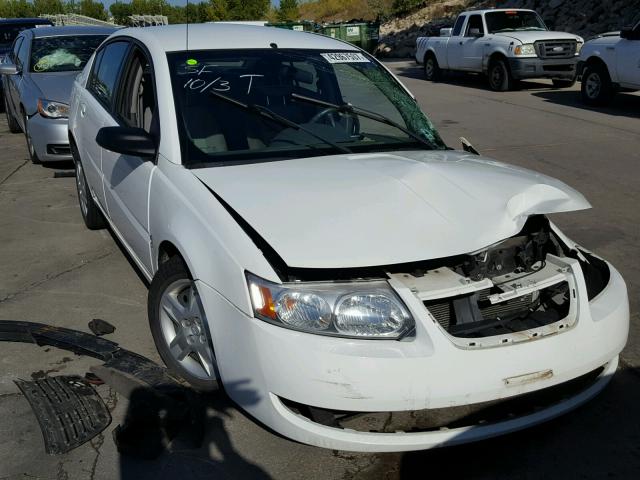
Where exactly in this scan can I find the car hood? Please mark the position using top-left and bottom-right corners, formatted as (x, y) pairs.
(494, 31), (583, 43)
(29, 71), (78, 103)
(192, 150), (590, 269)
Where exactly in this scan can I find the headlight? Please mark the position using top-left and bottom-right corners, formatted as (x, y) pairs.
(247, 273), (415, 339)
(514, 44), (536, 56)
(576, 42), (584, 55)
(37, 98), (69, 119)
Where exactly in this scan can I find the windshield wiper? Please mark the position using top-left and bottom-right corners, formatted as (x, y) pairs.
(208, 90), (351, 154)
(291, 93), (438, 150)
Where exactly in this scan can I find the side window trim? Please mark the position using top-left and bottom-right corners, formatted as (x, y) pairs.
(11, 37), (23, 62)
(87, 39), (132, 114)
(113, 40), (160, 145)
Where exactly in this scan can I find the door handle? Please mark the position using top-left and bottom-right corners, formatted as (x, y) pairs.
(79, 103), (87, 117)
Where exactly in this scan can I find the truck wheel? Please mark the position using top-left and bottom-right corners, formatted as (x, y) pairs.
(488, 59), (513, 92)
(581, 64), (613, 106)
(424, 54), (442, 81)
(4, 96), (21, 133)
(149, 255), (219, 391)
(552, 78), (576, 89)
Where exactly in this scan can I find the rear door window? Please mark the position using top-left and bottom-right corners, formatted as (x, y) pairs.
(452, 16), (466, 36)
(88, 41), (130, 109)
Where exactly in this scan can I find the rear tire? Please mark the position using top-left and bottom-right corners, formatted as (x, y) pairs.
(424, 54), (442, 82)
(581, 63), (613, 106)
(149, 255), (219, 392)
(488, 58), (513, 92)
(4, 96), (20, 133)
(552, 78), (576, 89)
(22, 110), (40, 164)
(72, 144), (106, 230)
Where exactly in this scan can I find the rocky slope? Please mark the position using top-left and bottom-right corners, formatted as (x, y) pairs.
(377, 0), (640, 58)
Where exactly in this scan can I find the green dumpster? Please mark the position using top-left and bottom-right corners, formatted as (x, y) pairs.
(321, 22), (380, 53)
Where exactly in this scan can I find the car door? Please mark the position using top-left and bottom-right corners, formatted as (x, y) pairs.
(78, 40), (131, 211)
(5, 34), (25, 119)
(615, 35), (640, 88)
(447, 15), (468, 70)
(461, 14), (486, 71)
(100, 45), (158, 275)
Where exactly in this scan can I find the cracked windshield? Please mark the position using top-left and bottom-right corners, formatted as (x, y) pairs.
(168, 49), (445, 165)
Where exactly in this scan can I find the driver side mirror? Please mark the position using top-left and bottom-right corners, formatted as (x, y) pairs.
(0, 62), (20, 76)
(96, 126), (157, 159)
(469, 28), (484, 38)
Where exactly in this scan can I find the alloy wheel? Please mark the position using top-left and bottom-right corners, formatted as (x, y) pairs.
(158, 279), (215, 380)
(75, 161), (89, 217)
(585, 72), (601, 100)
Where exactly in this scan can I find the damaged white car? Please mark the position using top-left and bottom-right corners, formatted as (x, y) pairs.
(68, 24), (629, 452)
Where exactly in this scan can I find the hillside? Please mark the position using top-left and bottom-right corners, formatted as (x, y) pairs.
(377, 0), (640, 57)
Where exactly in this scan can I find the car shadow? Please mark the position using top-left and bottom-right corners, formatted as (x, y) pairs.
(118, 383), (272, 479)
(391, 62), (556, 92)
(368, 365), (640, 479)
(531, 89), (640, 120)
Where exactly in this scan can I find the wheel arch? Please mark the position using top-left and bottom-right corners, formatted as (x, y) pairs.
(484, 51), (509, 74)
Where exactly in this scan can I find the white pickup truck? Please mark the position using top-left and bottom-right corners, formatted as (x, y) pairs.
(415, 9), (584, 91)
(578, 19), (640, 105)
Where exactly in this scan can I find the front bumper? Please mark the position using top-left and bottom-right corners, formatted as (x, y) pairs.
(27, 114), (71, 162)
(198, 261), (629, 452)
(508, 57), (578, 80)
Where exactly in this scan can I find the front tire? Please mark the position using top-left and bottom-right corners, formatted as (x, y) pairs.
(581, 64), (613, 106)
(488, 58), (514, 92)
(4, 96), (20, 133)
(148, 255), (219, 391)
(424, 54), (442, 82)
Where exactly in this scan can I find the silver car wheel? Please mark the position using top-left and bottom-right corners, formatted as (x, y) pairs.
(76, 161), (89, 218)
(159, 279), (215, 380)
(585, 72), (601, 99)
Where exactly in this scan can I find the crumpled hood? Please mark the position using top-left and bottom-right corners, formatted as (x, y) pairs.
(193, 151), (590, 269)
(30, 71), (78, 103)
(494, 31), (583, 43)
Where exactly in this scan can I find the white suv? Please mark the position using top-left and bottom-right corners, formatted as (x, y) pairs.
(68, 24), (628, 452)
(579, 20), (640, 105)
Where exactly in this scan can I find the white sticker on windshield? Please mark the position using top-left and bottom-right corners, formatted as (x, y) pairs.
(320, 52), (370, 64)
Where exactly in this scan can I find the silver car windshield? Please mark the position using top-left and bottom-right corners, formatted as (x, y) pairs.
(30, 35), (107, 73)
(167, 49), (446, 166)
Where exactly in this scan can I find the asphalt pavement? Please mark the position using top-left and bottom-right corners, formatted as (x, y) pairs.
(0, 60), (638, 479)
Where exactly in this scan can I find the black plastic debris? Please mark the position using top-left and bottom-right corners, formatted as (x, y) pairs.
(84, 372), (105, 386)
(88, 318), (116, 336)
(14, 375), (111, 454)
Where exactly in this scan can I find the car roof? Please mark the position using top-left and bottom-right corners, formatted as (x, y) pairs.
(0, 18), (52, 25)
(111, 23), (359, 53)
(462, 8), (537, 15)
(30, 25), (118, 38)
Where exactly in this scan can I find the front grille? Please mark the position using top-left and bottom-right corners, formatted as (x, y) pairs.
(425, 282), (570, 338)
(535, 40), (577, 59)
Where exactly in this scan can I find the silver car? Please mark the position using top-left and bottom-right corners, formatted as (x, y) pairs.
(0, 26), (115, 163)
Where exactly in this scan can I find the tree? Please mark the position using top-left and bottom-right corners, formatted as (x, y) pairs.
(204, 0), (227, 22)
(227, 0), (269, 21)
(33, 0), (65, 16)
(110, 1), (133, 26)
(277, 0), (298, 22)
(0, 0), (34, 18)
(78, 0), (107, 20)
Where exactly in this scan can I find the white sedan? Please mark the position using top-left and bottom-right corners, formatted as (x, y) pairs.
(68, 24), (629, 452)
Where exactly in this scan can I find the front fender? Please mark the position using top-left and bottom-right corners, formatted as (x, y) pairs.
(149, 155), (281, 316)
